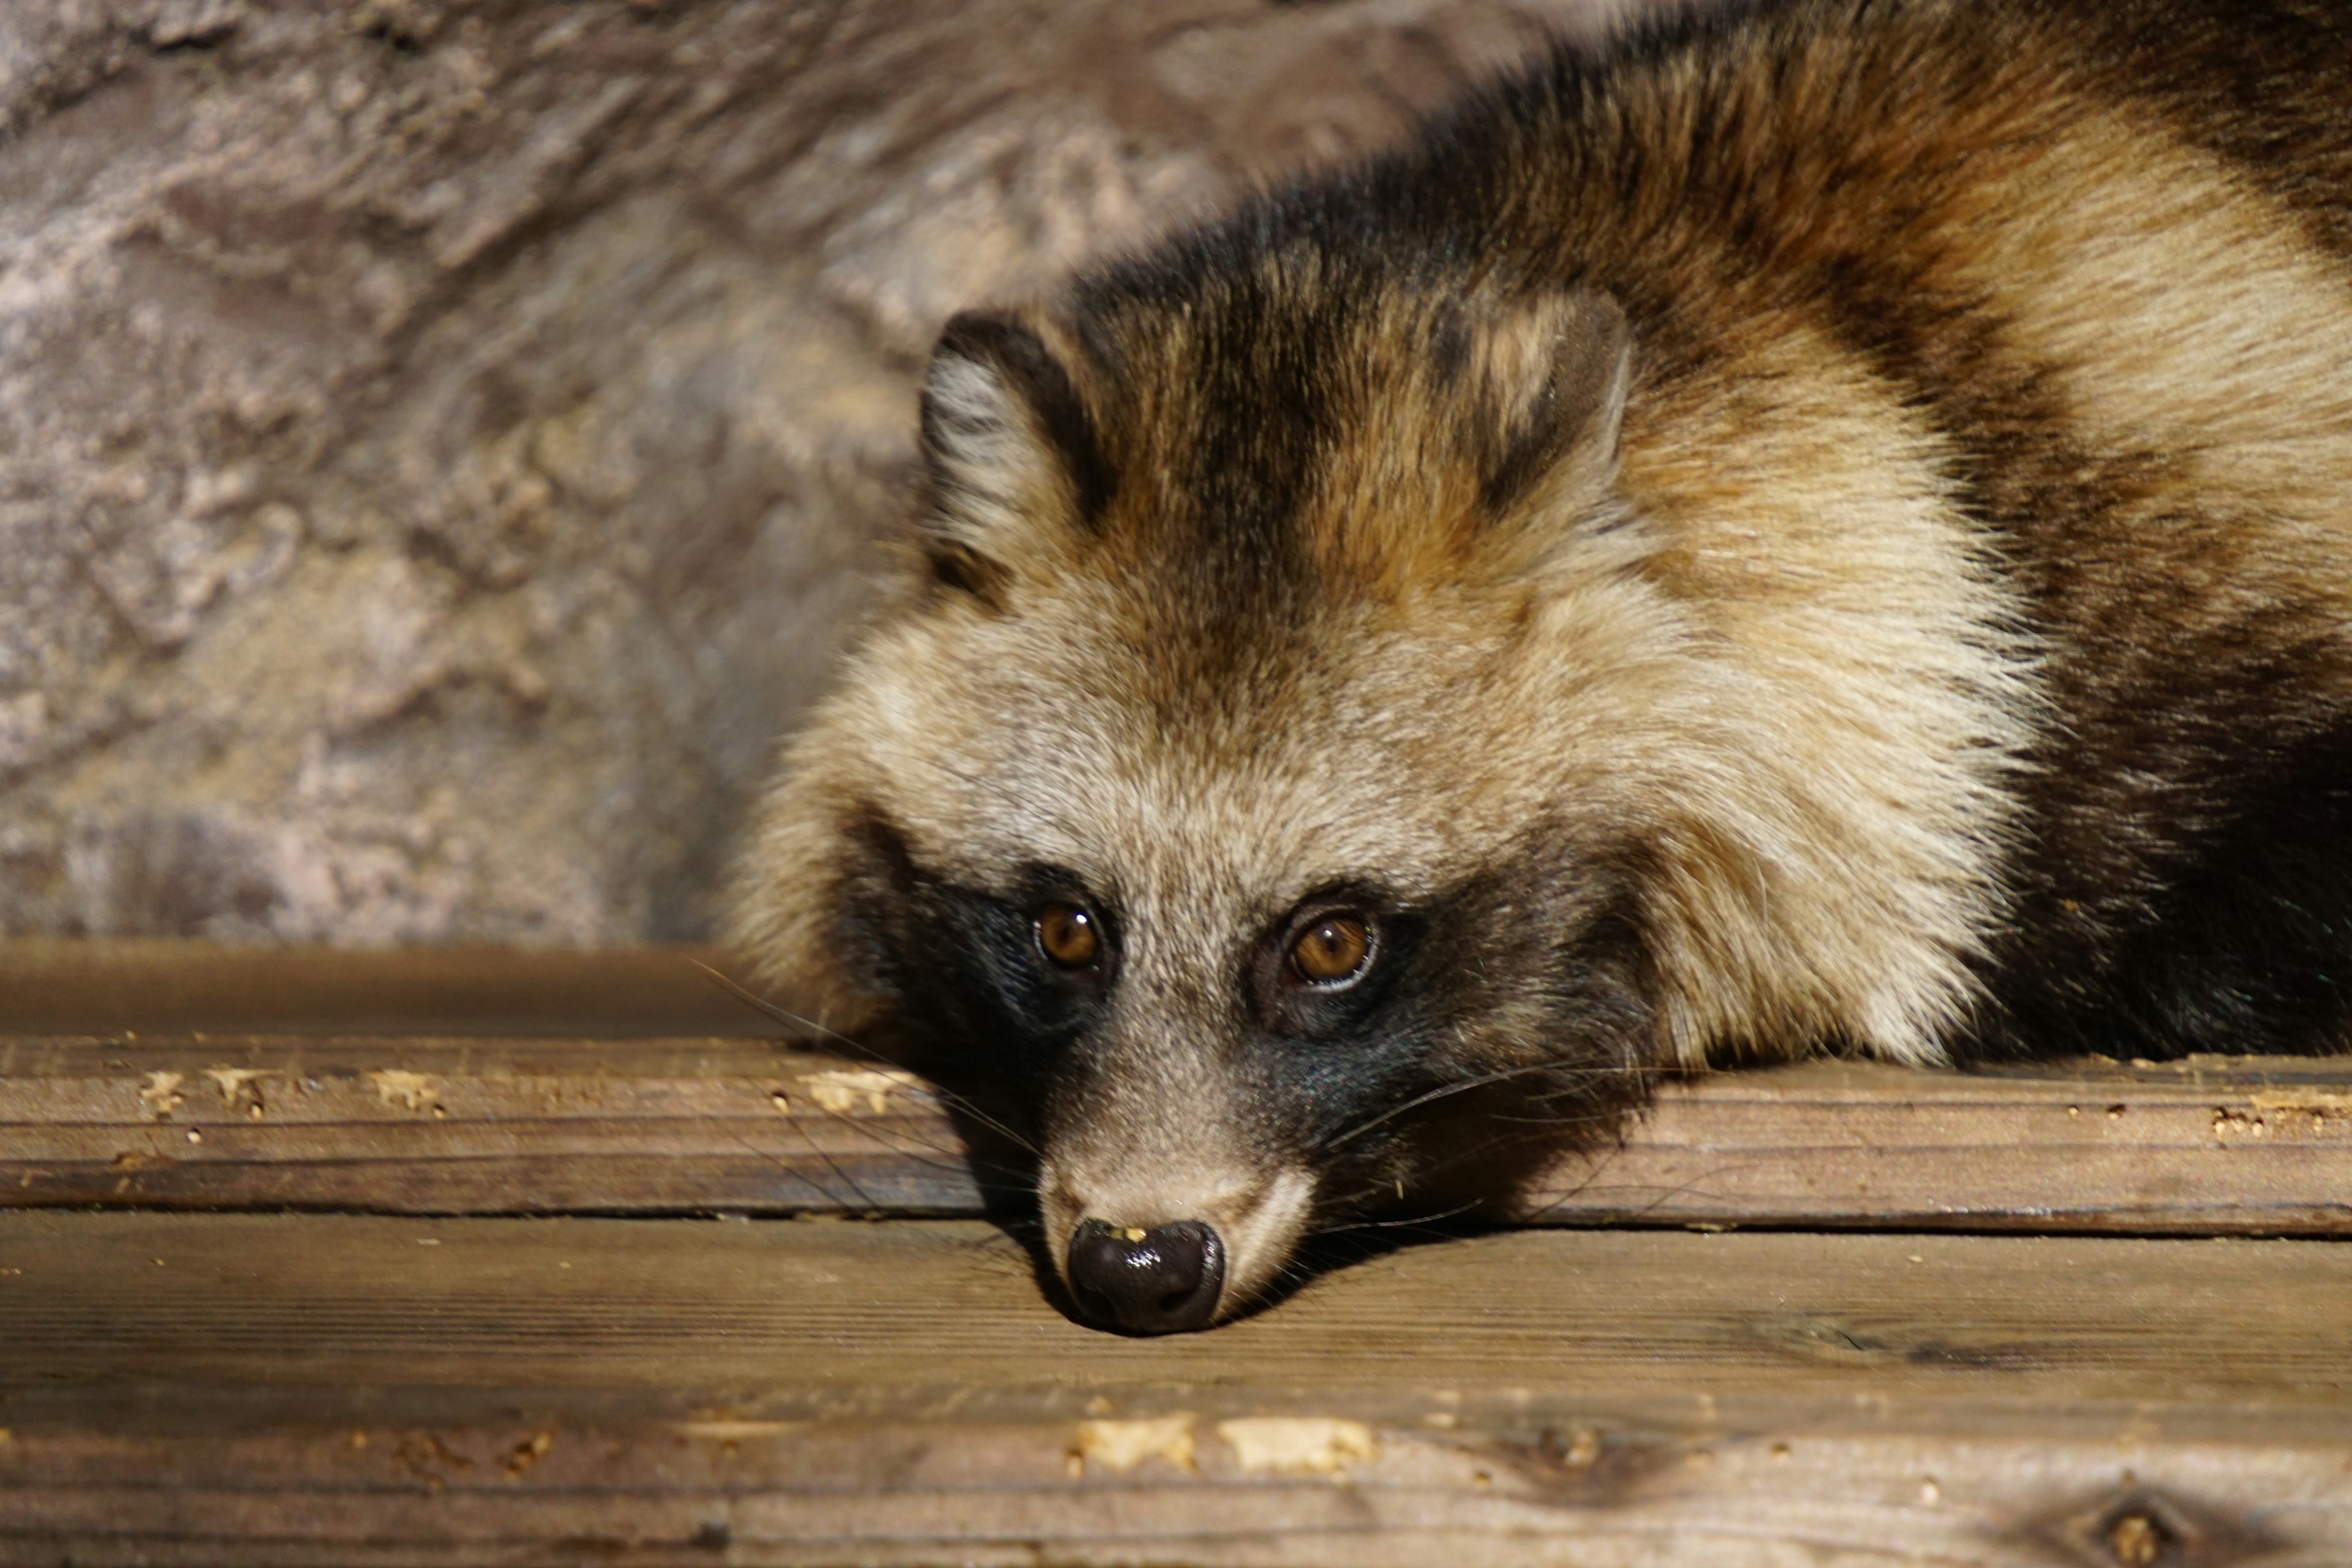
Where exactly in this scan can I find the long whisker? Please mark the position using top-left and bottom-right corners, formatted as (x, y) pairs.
(1319, 1060), (1588, 1152)
(775, 1093), (883, 1212)
(1308, 1198), (1487, 1237)
(1482, 1106), (1637, 1128)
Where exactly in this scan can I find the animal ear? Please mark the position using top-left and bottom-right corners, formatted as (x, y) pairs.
(1466, 289), (1632, 521)
(917, 311), (1114, 595)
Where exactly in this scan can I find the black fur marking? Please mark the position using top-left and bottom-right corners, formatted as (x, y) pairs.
(924, 541), (1008, 600)
(1072, 249), (1353, 617)
(1429, 306), (1476, 387)
(1265, 847), (1659, 1221)
(833, 812), (1118, 1099)
(1217, 845), (1658, 1206)
(1986, 721), (2352, 1061)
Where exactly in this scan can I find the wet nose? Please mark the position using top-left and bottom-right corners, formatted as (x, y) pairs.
(1066, 1218), (1226, 1333)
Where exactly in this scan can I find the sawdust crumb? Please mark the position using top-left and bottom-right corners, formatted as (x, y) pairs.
(801, 1068), (924, 1116)
(504, 1430), (553, 1478)
(1216, 1417), (1376, 1476)
(2211, 1107), (2267, 1140)
(368, 1070), (442, 1114)
(1071, 1414), (1196, 1476)
(204, 1068), (273, 1110)
(138, 1071), (186, 1120)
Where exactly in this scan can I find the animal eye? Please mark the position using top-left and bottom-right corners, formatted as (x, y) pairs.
(1036, 902), (1101, 969)
(1289, 914), (1371, 985)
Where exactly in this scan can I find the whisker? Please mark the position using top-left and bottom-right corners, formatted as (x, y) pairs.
(1520, 1149), (1757, 1223)
(1482, 1107), (1633, 1128)
(1319, 1060), (1583, 1152)
(782, 1096), (883, 1211)
(1310, 1198), (1487, 1237)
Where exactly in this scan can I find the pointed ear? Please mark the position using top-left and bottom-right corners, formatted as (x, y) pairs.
(917, 311), (1114, 595)
(1466, 290), (1632, 520)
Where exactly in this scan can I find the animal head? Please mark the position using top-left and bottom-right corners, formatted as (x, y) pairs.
(732, 255), (1687, 1330)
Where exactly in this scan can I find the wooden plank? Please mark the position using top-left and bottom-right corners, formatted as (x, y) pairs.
(6, 1031), (2351, 1233)
(12, 1395), (2344, 1568)
(0, 1034), (1004, 1215)
(1, 1213), (2347, 1564)
(1525, 1053), (2352, 1233)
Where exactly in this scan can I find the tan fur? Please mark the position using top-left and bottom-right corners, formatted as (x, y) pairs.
(1955, 111), (2352, 590)
(1608, 322), (2037, 1065)
(731, 0), (2352, 1319)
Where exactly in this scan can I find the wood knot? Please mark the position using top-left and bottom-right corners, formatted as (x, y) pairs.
(2038, 1487), (2274, 1568)
(2108, 1511), (2171, 1567)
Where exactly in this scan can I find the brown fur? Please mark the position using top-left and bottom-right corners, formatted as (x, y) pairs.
(732, 0), (2352, 1324)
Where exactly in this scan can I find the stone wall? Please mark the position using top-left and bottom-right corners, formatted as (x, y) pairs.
(0, 0), (1642, 945)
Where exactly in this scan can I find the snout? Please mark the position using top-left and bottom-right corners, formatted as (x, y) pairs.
(1042, 1163), (1316, 1332)
(1065, 1219), (1225, 1333)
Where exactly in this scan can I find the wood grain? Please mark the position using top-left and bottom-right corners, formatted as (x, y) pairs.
(1525, 1053), (2352, 1233)
(9, 945), (2350, 1564)
(1, 1213), (2346, 1566)
(0, 1033), (1004, 1214)
(7, 1030), (2351, 1234)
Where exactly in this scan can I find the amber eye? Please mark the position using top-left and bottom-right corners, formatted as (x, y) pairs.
(1289, 914), (1371, 985)
(1036, 902), (1101, 969)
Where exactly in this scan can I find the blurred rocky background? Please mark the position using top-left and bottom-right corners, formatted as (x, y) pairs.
(0, 0), (1646, 947)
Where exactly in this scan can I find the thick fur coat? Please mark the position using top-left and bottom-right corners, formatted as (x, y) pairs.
(733, 0), (2352, 1327)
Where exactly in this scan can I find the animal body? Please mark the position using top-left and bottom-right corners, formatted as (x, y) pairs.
(733, 0), (2352, 1332)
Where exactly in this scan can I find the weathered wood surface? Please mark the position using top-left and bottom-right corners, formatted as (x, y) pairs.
(4, 948), (2350, 1564)
(1, 1213), (2347, 1566)
(6, 1030), (2351, 1234)
(0, 1033), (1007, 1215)
(1526, 1052), (2352, 1234)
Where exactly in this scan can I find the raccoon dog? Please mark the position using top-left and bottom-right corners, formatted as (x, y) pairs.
(733, 0), (2352, 1331)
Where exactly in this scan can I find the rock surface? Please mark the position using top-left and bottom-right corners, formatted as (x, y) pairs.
(0, 0), (1645, 944)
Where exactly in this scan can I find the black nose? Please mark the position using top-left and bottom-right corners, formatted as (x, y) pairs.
(1066, 1219), (1226, 1333)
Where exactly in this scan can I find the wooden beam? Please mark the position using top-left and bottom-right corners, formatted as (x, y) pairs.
(6, 1030), (2351, 1233)
(1525, 1052), (2352, 1233)
(1, 1213), (2346, 1565)
(0, 1033), (1003, 1215)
